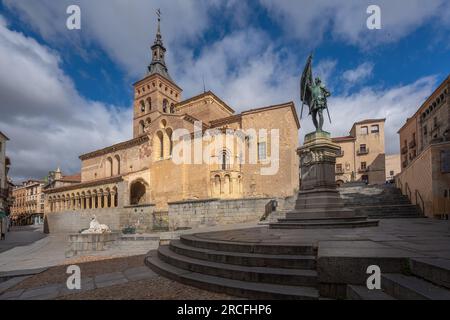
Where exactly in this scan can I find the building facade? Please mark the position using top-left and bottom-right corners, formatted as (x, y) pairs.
(11, 180), (46, 225)
(332, 119), (386, 185)
(43, 18), (300, 233)
(385, 154), (401, 182)
(397, 76), (450, 218)
(0, 131), (10, 214)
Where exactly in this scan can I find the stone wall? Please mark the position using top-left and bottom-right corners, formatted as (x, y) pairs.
(45, 204), (156, 234)
(168, 197), (273, 231)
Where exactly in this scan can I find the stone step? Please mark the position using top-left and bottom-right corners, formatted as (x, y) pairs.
(145, 251), (319, 300)
(170, 240), (317, 269)
(286, 209), (356, 218)
(369, 215), (423, 219)
(158, 245), (318, 287)
(382, 273), (450, 300)
(180, 234), (317, 256)
(278, 216), (368, 224)
(410, 258), (450, 289)
(346, 285), (395, 300)
(270, 220), (379, 229)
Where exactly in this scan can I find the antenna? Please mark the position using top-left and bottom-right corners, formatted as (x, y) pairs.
(202, 75), (206, 93)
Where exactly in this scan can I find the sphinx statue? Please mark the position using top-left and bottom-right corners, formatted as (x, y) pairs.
(81, 215), (111, 234)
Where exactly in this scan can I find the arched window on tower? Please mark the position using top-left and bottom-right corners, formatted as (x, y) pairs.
(140, 100), (145, 113)
(147, 98), (152, 111)
(170, 103), (175, 114)
(163, 99), (168, 113)
(221, 150), (230, 171)
(156, 131), (164, 159)
(139, 121), (145, 135)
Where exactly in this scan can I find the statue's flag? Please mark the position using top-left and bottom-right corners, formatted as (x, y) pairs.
(300, 54), (314, 118)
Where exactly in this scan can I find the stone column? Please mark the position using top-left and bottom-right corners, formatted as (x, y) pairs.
(98, 193), (103, 208)
(104, 193), (109, 208)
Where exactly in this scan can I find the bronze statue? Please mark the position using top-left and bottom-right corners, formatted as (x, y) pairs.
(300, 54), (332, 132)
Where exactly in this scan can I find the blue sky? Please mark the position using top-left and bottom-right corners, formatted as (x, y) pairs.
(0, 0), (449, 181)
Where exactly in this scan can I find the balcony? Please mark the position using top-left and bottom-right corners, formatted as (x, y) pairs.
(357, 148), (369, 156)
(409, 140), (416, 149)
(336, 169), (345, 175)
(358, 168), (369, 173)
(401, 146), (408, 155)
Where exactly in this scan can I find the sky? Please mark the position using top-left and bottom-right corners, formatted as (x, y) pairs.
(0, 0), (449, 182)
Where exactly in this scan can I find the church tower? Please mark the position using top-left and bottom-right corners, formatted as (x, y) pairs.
(132, 11), (182, 138)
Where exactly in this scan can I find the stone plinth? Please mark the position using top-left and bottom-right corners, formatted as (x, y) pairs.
(65, 232), (120, 258)
(271, 131), (378, 229)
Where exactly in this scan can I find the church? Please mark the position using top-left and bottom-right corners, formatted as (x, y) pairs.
(44, 17), (300, 233)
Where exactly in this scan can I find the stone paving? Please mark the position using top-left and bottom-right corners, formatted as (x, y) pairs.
(0, 266), (158, 300)
(196, 218), (450, 260)
(0, 222), (258, 273)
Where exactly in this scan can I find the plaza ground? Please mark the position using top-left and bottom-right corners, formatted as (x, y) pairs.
(0, 218), (449, 300)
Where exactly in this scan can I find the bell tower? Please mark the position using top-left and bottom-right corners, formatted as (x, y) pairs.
(132, 9), (182, 138)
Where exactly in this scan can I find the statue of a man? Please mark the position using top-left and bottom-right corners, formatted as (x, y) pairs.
(300, 54), (332, 132)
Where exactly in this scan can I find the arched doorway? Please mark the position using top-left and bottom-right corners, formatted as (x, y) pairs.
(130, 180), (147, 205)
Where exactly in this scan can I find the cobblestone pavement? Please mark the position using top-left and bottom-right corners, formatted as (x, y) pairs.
(0, 255), (234, 300)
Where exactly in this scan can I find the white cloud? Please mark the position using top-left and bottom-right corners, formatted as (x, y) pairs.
(0, 16), (131, 182)
(342, 62), (374, 85)
(259, 0), (450, 48)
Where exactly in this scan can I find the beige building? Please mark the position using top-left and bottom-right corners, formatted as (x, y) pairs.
(397, 75), (450, 218)
(43, 18), (300, 233)
(385, 154), (401, 182)
(11, 180), (45, 225)
(0, 131), (10, 214)
(332, 119), (386, 185)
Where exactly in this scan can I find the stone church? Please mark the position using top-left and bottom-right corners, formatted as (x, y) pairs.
(44, 18), (300, 233)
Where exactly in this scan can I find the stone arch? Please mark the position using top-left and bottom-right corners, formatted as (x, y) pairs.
(170, 103), (175, 114)
(130, 179), (148, 205)
(155, 131), (164, 160)
(336, 180), (345, 187)
(99, 189), (104, 208)
(139, 120), (145, 135)
(112, 186), (118, 207)
(213, 175), (221, 196)
(220, 149), (231, 170)
(106, 157), (113, 177)
(93, 190), (98, 208)
(224, 175), (231, 195)
(165, 127), (173, 157)
(113, 155), (121, 176)
(140, 100), (145, 112)
(106, 188), (112, 208)
(146, 97), (152, 111)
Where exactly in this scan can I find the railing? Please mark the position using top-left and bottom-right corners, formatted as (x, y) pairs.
(260, 200), (278, 222)
(357, 149), (369, 156)
(405, 183), (412, 201)
(358, 168), (369, 173)
(415, 190), (425, 217)
(336, 169), (345, 174)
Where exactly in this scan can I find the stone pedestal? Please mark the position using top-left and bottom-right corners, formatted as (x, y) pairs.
(271, 131), (378, 229)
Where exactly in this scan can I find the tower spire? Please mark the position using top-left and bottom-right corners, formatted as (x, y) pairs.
(147, 8), (173, 81)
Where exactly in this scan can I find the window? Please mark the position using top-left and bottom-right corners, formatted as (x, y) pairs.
(163, 99), (168, 113)
(361, 162), (367, 170)
(258, 142), (267, 161)
(360, 126), (368, 135)
(423, 125), (428, 135)
(336, 164), (343, 172)
(390, 170), (395, 176)
(360, 144), (367, 153)
(371, 125), (379, 133)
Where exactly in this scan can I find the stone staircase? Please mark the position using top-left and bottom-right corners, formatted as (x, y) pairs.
(347, 257), (450, 300)
(145, 234), (321, 299)
(339, 184), (423, 219)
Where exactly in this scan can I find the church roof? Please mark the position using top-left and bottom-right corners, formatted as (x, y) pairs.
(147, 13), (173, 82)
